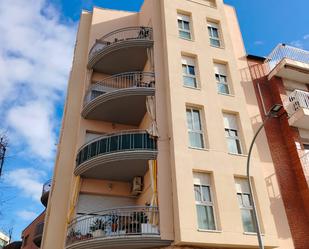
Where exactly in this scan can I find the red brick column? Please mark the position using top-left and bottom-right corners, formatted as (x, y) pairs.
(248, 61), (309, 249)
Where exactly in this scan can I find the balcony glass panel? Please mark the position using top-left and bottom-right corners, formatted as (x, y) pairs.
(76, 131), (157, 167)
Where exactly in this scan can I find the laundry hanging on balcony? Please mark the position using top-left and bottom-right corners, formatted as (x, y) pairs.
(149, 159), (159, 225)
(146, 96), (159, 137)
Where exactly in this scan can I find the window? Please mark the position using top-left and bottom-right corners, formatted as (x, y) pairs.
(208, 21), (221, 47)
(22, 235), (29, 247)
(178, 13), (192, 40)
(235, 178), (257, 233)
(223, 113), (242, 154)
(182, 56), (197, 88)
(194, 172), (216, 230)
(214, 63), (230, 94)
(0, 239), (8, 248)
(85, 131), (104, 144)
(186, 108), (204, 149)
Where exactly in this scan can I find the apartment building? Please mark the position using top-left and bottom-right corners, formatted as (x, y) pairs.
(247, 44), (309, 249)
(18, 180), (51, 249)
(41, 0), (295, 248)
(2, 242), (22, 249)
(0, 231), (9, 249)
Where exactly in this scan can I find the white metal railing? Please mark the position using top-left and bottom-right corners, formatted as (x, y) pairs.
(89, 27), (153, 61)
(300, 152), (309, 185)
(284, 89), (309, 117)
(66, 206), (159, 246)
(265, 43), (309, 72)
(42, 179), (52, 195)
(83, 72), (155, 107)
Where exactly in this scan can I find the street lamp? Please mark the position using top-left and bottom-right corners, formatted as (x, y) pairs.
(246, 104), (283, 249)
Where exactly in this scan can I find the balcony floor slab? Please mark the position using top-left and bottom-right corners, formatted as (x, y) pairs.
(66, 236), (172, 249)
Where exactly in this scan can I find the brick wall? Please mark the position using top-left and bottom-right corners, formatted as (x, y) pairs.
(248, 59), (309, 249)
(21, 212), (45, 249)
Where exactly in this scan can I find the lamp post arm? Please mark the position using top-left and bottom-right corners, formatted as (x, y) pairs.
(246, 116), (270, 249)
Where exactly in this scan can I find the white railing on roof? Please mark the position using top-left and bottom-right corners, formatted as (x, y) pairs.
(265, 44), (309, 72)
(300, 152), (309, 185)
(284, 89), (309, 117)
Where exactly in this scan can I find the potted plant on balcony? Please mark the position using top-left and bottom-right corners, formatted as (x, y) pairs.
(110, 214), (119, 233)
(139, 211), (159, 234)
(89, 218), (106, 238)
(67, 228), (81, 243)
(129, 211), (149, 234)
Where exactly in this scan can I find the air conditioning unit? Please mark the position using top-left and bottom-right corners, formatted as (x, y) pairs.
(131, 176), (143, 196)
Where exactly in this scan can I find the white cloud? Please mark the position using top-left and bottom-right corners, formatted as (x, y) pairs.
(0, 0), (76, 160)
(254, 40), (264, 46)
(17, 210), (38, 221)
(290, 34), (309, 50)
(7, 102), (56, 159)
(4, 168), (45, 201)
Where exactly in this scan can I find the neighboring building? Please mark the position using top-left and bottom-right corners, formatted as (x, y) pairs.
(20, 213), (45, 249)
(3, 241), (22, 249)
(41, 0), (296, 249)
(20, 180), (51, 249)
(247, 44), (309, 249)
(0, 231), (9, 249)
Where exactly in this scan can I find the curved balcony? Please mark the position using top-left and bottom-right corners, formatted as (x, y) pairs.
(41, 180), (52, 207)
(88, 27), (153, 74)
(66, 206), (171, 249)
(75, 131), (157, 181)
(82, 72), (155, 125)
(33, 222), (44, 247)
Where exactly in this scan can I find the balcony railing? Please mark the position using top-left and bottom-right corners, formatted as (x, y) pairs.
(84, 72), (155, 107)
(265, 44), (309, 72)
(300, 152), (309, 184)
(89, 27), (153, 60)
(66, 206), (159, 246)
(41, 179), (52, 206)
(76, 131), (157, 167)
(42, 179), (52, 195)
(284, 90), (309, 117)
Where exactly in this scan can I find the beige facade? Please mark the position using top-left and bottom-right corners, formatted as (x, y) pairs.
(42, 0), (294, 248)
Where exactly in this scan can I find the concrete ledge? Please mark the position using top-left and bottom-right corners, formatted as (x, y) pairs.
(66, 235), (172, 249)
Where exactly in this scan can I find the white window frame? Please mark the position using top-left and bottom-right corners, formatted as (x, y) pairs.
(235, 179), (257, 233)
(178, 13), (192, 40)
(182, 56), (198, 88)
(214, 63), (230, 95)
(223, 114), (242, 155)
(186, 108), (205, 149)
(207, 21), (222, 47)
(194, 173), (217, 231)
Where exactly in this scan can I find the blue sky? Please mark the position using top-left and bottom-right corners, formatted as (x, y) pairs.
(0, 0), (308, 242)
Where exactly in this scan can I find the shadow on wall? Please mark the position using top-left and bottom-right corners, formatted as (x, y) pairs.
(238, 61), (273, 163)
(89, 11), (139, 45)
(265, 173), (292, 240)
(239, 59), (292, 240)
